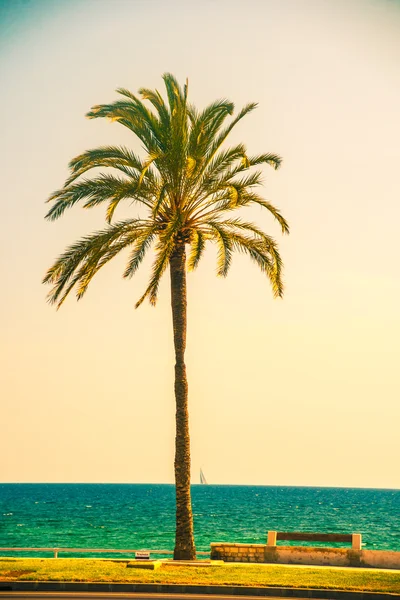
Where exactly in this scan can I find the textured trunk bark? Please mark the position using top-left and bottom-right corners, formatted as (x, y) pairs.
(170, 241), (196, 561)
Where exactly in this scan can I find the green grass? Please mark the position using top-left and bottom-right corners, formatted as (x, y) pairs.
(1, 558), (400, 593)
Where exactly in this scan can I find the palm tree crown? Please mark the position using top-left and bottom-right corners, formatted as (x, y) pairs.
(44, 73), (289, 306)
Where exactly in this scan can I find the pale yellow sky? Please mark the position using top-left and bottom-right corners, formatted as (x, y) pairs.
(1, 0), (399, 488)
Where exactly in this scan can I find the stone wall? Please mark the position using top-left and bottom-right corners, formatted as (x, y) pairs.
(210, 543), (400, 570)
(211, 543), (265, 563)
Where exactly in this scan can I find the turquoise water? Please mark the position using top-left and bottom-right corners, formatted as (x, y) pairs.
(0, 484), (399, 557)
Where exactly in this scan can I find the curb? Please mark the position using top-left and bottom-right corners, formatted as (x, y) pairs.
(1, 581), (399, 600)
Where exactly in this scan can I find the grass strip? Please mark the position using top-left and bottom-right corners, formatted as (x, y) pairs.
(0, 558), (400, 593)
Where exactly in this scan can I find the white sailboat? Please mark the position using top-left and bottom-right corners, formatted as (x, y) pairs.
(200, 467), (208, 484)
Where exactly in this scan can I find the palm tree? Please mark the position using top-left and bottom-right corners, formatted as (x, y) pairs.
(43, 73), (289, 560)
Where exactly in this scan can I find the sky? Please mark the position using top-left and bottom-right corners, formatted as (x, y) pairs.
(1, 0), (399, 488)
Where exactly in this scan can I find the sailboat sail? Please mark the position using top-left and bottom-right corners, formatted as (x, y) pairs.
(200, 468), (208, 484)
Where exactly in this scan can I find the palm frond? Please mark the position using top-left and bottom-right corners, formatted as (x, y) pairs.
(241, 193), (289, 234)
(203, 103), (257, 167)
(206, 221), (233, 277)
(228, 230), (284, 298)
(86, 100), (164, 156)
(186, 171), (263, 221)
(43, 219), (144, 307)
(46, 175), (153, 221)
(135, 225), (177, 307)
(139, 87), (170, 129)
(246, 152), (282, 170)
(187, 230), (205, 271)
(152, 183), (169, 219)
(64, 146), (154, 187)
(162, 73), (185, 116)
(123, 227), (157, 278)
(188, 100), (234, 168)
(201, 144), (247, 186)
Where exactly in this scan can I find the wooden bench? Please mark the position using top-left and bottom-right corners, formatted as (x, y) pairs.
(267, 531), (362, 550)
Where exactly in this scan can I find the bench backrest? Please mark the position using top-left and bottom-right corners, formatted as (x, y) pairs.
(267, 530), (362, 550)
(277, 532), (352, 543)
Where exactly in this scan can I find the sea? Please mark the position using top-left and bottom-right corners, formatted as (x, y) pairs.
(0, 484), (399, 557)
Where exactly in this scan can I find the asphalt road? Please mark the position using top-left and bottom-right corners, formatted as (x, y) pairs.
(0, 594), (312, 600)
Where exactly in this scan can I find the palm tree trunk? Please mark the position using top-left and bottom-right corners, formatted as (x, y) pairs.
(170, 240), (196, 561)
